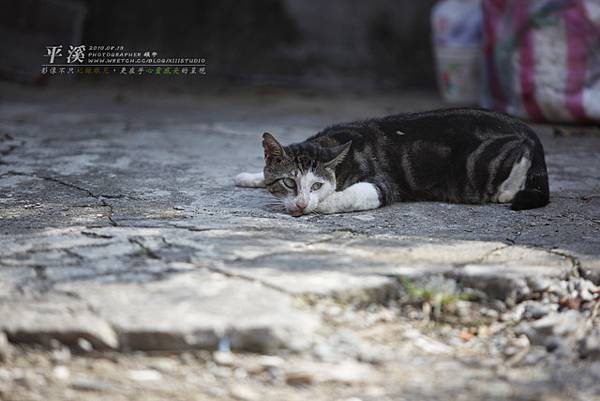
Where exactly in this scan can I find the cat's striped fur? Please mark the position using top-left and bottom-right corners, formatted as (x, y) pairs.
(235, 108), (549, 216)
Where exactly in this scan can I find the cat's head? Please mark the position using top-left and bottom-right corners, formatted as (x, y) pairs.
(262, 132), (351, 216)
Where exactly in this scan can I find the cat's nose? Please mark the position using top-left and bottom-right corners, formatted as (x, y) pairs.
(296, 199), (308, 209)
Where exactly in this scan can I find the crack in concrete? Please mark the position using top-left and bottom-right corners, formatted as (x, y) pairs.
(505, 228), (523, 245)
(33, 175), (137, 201)
(217, 232), (354, 264)
(304, 234), (346, 246)
(160, 236), (173, 247)
(204, 262), (292, 295)
(547, 249), (583, 278)
(2, 241), (116, 259)
(478, 244), (513, 263)
(128, 238), (161, 259)
(100, 200), (119, 227)
(62, 248), (84, 261)
(228, 248), (321, 264)
(20, 258), (183, 294)
(0, 144), (22, 158)
(0, 134), (25, 161)
(32, 265), (47, 281)
(167, 224), (217, 232)
(31, 174), (96, 197)
(81, 230), (114, 239)
(1, 171), (141, 227)
(326, 227), (365, 235)
(448, 244), (585, 286)
(0, 243), (122, 272)
(81, 223), (220, 232)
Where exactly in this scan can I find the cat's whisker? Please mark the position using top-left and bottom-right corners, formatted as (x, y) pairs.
(263, 201), (287, 213)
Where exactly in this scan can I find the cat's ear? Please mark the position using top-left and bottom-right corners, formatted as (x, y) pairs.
(262, 132), (287, 161)
(323, 141), (352, 169)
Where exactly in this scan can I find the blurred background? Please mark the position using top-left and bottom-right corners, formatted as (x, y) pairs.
(1, 0), (599, 123)
(0, 0), (438, 89)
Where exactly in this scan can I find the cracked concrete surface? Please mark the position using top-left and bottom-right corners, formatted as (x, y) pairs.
(1, 82), (599, 400)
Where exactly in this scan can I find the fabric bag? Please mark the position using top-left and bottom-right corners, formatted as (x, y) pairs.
(481, 0), (600, 122)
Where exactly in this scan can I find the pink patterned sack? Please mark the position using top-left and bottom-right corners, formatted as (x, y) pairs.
(481, 0), (600, 122)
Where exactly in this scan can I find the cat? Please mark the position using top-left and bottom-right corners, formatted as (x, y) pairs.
(235, 108), (549, 216)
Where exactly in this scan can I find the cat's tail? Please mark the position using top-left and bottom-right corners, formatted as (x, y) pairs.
(510, 139), (549, 211)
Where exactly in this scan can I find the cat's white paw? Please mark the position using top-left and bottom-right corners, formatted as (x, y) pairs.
(314, 192), (343, 214)
(234, 172), (265, 188)
(315, 182), (381, 214)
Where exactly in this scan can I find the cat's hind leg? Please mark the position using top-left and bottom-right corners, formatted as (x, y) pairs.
(234, 172), (265, 188)
(315, 182), (381, 214)
(510, 143), (550, 210)
(495, 155), (531, 203)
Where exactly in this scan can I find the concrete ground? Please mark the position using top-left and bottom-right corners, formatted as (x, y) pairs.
(0, 81), (599, 401)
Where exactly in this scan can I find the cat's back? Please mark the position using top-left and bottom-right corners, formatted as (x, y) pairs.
(309, 108), (539, 147)
(382, 108), (538, 143)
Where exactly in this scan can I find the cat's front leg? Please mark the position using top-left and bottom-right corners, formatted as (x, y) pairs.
(234, 172), (265, 188)
(315, 182), (381, 214)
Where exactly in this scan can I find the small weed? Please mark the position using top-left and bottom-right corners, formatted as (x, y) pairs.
(398, 276), (472, 321)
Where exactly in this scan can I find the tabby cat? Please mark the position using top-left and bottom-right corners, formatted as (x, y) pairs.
(235, 108), (549, 216)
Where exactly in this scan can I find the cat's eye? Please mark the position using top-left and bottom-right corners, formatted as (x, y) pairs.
(311, 182), (323, 191)
(282, 178), (296, 189)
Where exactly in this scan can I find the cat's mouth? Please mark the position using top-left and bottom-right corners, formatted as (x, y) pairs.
(290, 209), (304, 217)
